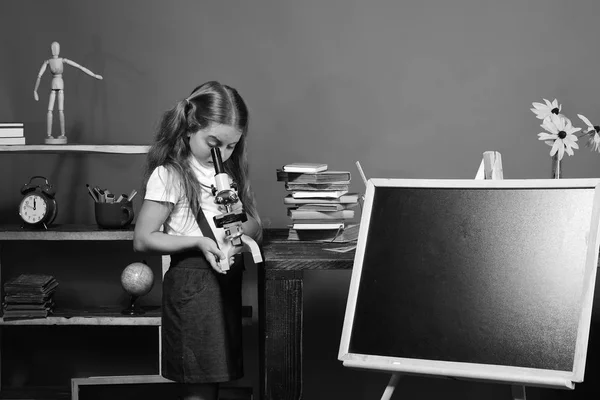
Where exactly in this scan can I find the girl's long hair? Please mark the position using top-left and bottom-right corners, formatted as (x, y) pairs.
(142, 81), (262, 242)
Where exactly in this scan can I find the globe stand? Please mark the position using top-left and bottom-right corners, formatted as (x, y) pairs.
(121, 295), (145, 315)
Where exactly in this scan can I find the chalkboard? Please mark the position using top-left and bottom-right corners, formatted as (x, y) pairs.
(339, 178), (600, 389)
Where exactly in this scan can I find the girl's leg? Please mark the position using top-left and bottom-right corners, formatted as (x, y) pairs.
(180, 383), (218, 400)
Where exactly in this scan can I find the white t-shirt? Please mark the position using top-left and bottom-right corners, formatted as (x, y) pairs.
(144, 156), (234, 256)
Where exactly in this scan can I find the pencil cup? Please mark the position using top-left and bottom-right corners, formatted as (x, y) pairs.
(95, 201), (134, 229)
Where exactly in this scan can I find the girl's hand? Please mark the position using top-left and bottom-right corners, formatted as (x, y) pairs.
(198, 237), (227, 274)
(225, 244), (244, 269)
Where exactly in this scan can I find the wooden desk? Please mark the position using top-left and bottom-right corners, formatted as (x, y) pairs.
(259, 229), (355, 400)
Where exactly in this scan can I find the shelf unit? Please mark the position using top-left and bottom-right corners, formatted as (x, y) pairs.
(0, 144), (254, 399)
(0, 145), (164, 400)
(0, 144), (149, 154)
(0, 225), (159, 328)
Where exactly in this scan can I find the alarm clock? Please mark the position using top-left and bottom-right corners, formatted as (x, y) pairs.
(18, 176), (58, 229)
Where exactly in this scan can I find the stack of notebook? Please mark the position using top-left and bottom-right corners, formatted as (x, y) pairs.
(277, 163), (361, 242)
(2, 274), (58, 320)
(0, 123), (26, 145)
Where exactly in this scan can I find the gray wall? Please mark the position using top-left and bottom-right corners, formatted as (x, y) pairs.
(1, 0), (600, 399)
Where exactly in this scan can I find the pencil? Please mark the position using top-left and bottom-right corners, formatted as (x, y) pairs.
(128, 189), (138, 202)
(86, 184), (99, 202)
(94, 186), (105, 202)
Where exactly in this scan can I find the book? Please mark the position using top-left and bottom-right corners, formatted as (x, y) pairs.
(283, 193), (361, 205)
(0, 136), (25, 145)
(4, 274), (59, 307)
(4, 279), (59, 295)
(288, 208), (355, 220)
(276, 169), (351, 183)
(4, 294), (54, 304)
(282, 163), (328, 173)
(295, 203), (358, 211)
(291, 221), (345, 230)
(1, 308), (50, 320)
(4, 274), (57, 291)
(287, 224), (360, 242)
(0, 127), (24, 138)
(285, 182), (350, 191)
(292, 190), (348, 199)
(3, 300), (54, 311)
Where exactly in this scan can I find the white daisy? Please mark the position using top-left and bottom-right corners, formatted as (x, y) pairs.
(577, 114), (600, 153)
(537, 114), (580, 160)
(531, 98), (561, 120)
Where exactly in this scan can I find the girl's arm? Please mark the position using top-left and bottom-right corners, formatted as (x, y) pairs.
(133, 199), (228, 273)
(242, 214), (262, 244)
(230, 200), (262, 244)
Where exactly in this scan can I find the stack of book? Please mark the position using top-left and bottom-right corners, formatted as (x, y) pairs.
(2, 274), (58, 321)
(277, 163), (361, 242)
(0, 123), (25, 145)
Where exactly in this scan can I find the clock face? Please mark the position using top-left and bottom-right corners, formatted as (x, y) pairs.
(19, 193), (48, 224)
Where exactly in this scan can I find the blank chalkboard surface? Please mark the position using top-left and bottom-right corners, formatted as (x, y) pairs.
(339, 178), (600, 389)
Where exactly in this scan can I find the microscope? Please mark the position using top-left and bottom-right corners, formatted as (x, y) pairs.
(210, 147), (262, 270)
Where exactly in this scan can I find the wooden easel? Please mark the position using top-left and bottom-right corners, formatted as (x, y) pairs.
(475, 150), (503, 180)
(379, 151), (525, 400)
(380, 373), (402, 400)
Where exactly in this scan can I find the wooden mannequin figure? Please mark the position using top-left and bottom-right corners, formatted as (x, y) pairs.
(33, 41), (103, 144)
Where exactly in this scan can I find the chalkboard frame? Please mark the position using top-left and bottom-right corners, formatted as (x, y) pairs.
(339, 178), (600, 389)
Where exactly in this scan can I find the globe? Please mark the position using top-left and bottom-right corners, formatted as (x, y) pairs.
(121, 262), (154, 297)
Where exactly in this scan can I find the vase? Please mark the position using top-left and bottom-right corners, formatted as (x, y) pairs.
(551, 154), (561, 179)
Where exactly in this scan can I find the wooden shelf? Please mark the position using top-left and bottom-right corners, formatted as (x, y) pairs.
(0, 315), (159, 326)
(0, 306), (253, 326)
(0, 383), (252, 400)
(72, 374), (173, 386)
(0, 386), (71, 399)
(0, 144), (149, 154)
(0, 306), (161, 326)
(0, 224), (134, 240)
(71, 377), (253, 400)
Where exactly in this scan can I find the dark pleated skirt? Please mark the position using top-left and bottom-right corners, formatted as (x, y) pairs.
(161, 251), (244, 383)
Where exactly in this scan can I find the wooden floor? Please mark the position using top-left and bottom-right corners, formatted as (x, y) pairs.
(0, 384), (253, 400)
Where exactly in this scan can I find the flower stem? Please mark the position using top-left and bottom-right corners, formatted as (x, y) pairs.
(552, 154), (561, 179)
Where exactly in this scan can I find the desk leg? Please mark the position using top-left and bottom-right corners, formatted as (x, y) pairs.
(259, 268), (303, 400)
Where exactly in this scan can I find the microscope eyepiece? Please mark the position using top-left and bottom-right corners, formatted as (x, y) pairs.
(210, 148), (225, 174)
